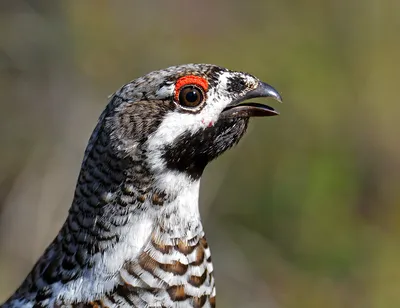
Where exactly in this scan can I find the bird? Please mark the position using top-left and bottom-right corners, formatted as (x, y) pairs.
(1, 64), (282, 308)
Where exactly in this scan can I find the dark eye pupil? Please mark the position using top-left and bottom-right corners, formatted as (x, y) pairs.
(185, 90), (198, 103)
(178, 85), (204, 108)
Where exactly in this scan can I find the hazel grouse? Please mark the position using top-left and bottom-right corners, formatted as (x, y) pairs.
(1, 64), (282, 308)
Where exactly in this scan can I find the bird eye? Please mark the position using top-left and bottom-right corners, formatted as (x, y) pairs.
(178, 85), (204, 108)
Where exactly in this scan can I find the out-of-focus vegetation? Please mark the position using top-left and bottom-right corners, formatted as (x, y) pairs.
(1, 1), (399, 307)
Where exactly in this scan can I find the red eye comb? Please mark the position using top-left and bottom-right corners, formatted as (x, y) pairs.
(174, 75), (208, 102)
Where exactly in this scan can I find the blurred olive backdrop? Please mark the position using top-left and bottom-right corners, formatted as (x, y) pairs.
(0, 1), (399, 307)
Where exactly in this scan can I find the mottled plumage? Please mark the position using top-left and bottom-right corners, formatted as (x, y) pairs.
(1, 64), (281, 308)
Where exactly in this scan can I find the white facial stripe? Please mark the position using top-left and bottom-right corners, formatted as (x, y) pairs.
(215, 71), (230, 94)
(149, 93), (230, 144)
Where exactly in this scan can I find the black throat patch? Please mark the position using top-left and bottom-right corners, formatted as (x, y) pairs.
(161, 118), (249, 179)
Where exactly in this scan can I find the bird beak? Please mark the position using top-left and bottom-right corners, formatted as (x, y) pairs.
(221, 81), (282, 118)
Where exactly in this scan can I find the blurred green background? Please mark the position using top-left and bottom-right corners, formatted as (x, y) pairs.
(0, 1), (399, 307)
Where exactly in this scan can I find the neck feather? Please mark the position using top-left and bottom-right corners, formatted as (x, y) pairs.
(8, 126), (204, 306)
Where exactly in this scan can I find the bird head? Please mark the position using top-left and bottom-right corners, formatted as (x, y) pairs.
(99, 64), (281, 186)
